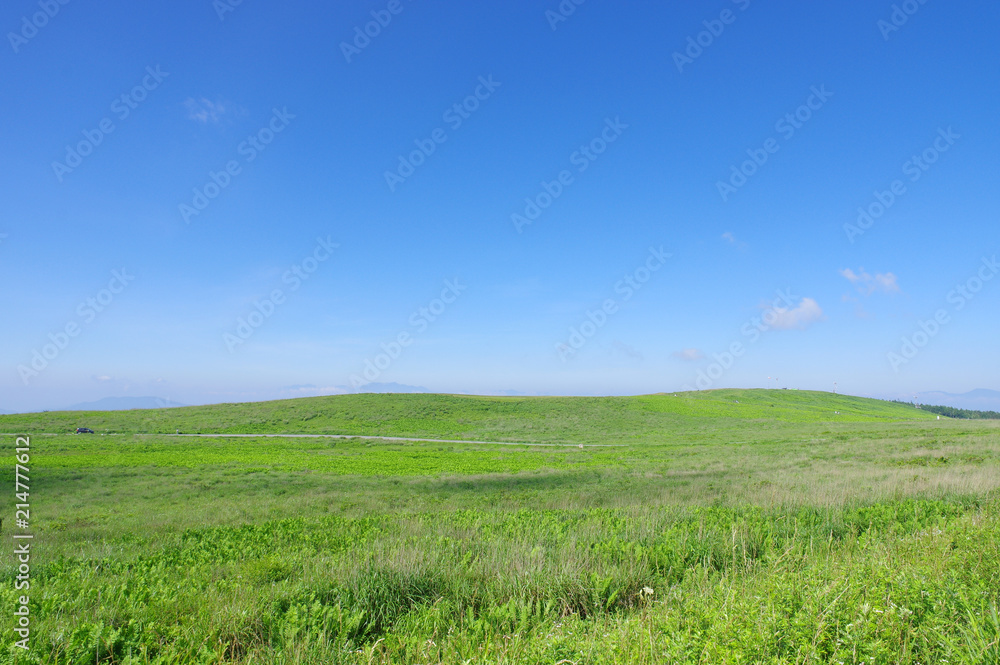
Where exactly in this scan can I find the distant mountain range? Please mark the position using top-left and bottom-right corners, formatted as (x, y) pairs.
(913, 389), (1000, 412)
(61, 396), (188, 411)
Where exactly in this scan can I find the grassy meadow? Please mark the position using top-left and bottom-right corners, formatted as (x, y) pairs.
(1, 390), (999, 663)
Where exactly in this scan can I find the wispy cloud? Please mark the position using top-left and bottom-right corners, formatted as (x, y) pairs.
(613, 340), (643, 361)
(279, 384), (349, 397)
(853, 303), (874, 319)
(840, 267), (900, 295)
(672, 348), (704, 361)
(769, 297), (824, 330)
(721, 231), (748, 250)
(184, 97), (233, 124)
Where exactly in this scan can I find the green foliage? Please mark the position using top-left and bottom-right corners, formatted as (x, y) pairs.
(0, 389), (938, 439)
(1, 392), (998, 663)
(917, 403), (1000, 420)
(3, 500), (998, 663)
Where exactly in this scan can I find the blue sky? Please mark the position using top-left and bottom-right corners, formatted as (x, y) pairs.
(2, 0), (998, 411)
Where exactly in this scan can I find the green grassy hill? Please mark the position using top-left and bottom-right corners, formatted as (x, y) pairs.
(3, 389), (997, 664)
(0, 389), (935, 442)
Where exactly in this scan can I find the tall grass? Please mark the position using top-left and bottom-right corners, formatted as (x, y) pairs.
(4, 500), (997, 663)
(1, 391), (998, 663)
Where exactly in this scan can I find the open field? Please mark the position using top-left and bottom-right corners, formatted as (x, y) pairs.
(2, 390), (999, 663)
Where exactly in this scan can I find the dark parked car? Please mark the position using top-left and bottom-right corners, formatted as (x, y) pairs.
(75, 427), (94, 434)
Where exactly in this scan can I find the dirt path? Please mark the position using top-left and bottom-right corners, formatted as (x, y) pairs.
(156, 433), (623, 447)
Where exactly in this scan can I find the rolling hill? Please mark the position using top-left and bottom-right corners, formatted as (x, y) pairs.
(0, 389), (936, 443)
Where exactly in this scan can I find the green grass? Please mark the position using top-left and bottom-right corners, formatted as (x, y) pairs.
(0, 389), (936, 441)
(1, 390), (997, 664)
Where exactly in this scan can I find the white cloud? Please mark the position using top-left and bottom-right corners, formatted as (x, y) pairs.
(672, 348), (704, 361)
(840, 267), (900, 295)
(721, 231), (748, 251)
(769, 297), (824, 330)
(184, 97), (229, 124)
(874, 273), (899, 293)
